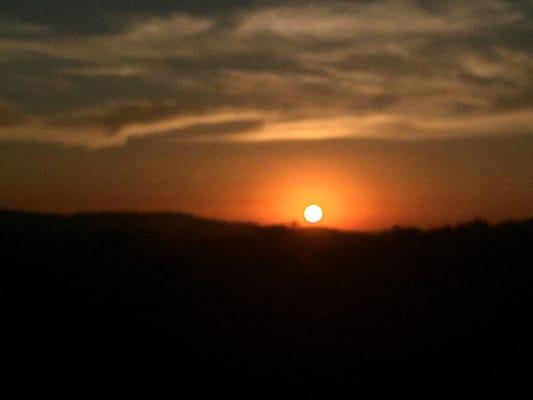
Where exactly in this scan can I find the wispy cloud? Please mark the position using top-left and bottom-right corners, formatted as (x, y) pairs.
(0, 0), (531, 147)
(0, 100), (27, 126)
(237, 0), (521, 38)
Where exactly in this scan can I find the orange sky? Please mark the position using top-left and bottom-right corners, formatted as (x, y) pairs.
(1, 0), (532, 230)
(2, 135), (532, 231)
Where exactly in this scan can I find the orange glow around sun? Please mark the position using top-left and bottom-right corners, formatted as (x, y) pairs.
(181, 160), (381, 230)
(254, 168), (373, 229)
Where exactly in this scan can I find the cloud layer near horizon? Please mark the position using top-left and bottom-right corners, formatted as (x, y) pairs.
(0, 0), (532, 147)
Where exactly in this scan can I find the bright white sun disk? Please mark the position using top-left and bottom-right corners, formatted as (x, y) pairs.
(304, 204), (323, 223)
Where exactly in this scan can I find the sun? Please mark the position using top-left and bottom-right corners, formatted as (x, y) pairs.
(304, 204), (323, 224)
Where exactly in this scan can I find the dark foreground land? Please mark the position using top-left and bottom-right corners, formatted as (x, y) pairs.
(1, 211), (532, 396)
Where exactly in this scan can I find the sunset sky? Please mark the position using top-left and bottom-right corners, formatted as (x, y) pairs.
(1, 0), (532, 230)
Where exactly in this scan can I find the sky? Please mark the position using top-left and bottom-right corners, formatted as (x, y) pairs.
(0, 0), (532, 230)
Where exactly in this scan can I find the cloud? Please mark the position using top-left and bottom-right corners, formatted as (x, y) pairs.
(0, 15), (50, 36)
(237, 0), (521, 38)
(0, 13), (214, 63)
(0, 0), (246, 34)
(127, 119), (265, 145)
(0, 101), (26, 126)
(48, 100), (186, 135)
(0, 0), (532, 147)
(0, 107), (269, 148)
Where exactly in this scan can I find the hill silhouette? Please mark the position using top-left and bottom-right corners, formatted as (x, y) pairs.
(1, 211), (531, 396)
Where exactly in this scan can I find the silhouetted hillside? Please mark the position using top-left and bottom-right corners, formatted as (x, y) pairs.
(1, 211), (532, 396)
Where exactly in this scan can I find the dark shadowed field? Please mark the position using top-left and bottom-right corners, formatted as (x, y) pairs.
(1, 211), (531, 396)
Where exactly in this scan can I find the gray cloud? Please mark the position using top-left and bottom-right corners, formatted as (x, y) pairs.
(0, 101), (26, 126)
(0, 0), (532, 147)
(127, 118), (265, 146)
(48, 100), (187, 135)
(173, 119), (264, 138)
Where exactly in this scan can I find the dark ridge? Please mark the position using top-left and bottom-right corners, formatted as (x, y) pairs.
(1, 210), (532, 396)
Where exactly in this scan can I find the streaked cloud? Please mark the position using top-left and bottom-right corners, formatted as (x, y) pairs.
(237, 0), (521, 38)
(0, 100), (27, 126)
(0, 0), (531, 147)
